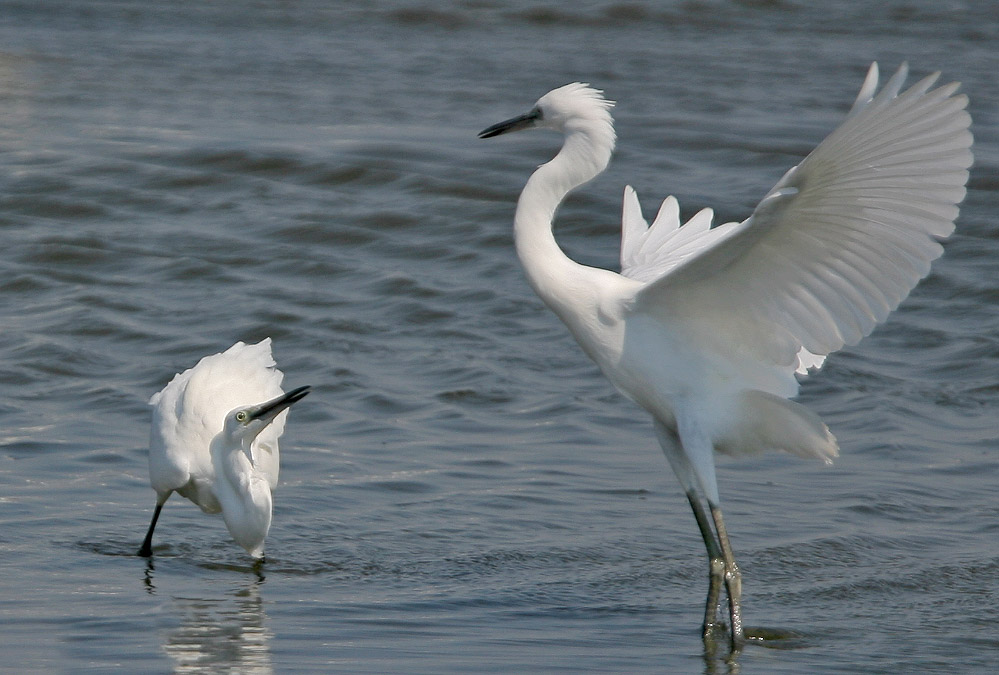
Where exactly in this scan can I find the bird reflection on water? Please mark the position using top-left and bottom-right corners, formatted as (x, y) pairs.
(143, 559), (274, 675)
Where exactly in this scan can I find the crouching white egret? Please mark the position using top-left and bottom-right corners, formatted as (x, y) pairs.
(138, 339), (310, 559)
(479, 63), (972, 648)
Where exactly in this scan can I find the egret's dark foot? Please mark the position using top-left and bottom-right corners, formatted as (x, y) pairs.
(706, 624), (809, 653)
(702, 621), (727, 640)
(701, 622), (743, 669)
(701, 621), (747, 656)
(742, 626), (810, 649)
(251, 556), (267, 579)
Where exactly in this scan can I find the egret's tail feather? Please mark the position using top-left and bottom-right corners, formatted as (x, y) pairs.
(723, 390), (839, 463)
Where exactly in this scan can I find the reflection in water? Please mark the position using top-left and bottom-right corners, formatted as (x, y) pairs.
(702, 627), (740, 675)
(145, 566), (274, 674)
(701, 624), (814, 674)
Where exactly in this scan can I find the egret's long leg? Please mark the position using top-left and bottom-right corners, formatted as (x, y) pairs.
(710, 504), (744, 649)
(686, 492), (725, 635)
(138, 498), (167, 557)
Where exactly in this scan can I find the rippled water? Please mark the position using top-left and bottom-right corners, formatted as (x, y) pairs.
(1, 1), (997, 672)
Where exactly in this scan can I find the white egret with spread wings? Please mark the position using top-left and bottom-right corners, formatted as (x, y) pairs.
(479, 63), (972, 648)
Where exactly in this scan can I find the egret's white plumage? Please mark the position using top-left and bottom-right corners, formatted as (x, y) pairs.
(480, 63), (972, 647)
(139, 339), (310, 559)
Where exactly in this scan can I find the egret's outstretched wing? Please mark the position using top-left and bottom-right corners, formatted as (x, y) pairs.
(633, 63), (973, 373)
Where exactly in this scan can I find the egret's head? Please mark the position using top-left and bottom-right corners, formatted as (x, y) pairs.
(222, 385), (311, 446)
(478, 83), (615, 139)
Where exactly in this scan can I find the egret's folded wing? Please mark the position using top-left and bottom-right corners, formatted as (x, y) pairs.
(634, 63), (973, 371)
(150, 339), (286, 488)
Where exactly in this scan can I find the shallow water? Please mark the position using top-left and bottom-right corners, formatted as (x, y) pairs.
(1, 1), (998, 672)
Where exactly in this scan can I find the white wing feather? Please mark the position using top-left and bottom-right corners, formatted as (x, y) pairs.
(149, 339), (286, 494)
(628, 63), (972, 375)
(620, 187), (719, 283)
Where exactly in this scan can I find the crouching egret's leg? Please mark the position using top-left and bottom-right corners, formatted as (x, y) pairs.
(138, 494), (169, 557)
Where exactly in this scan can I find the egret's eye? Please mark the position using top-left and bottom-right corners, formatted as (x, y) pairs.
(235, 411), (248, 422)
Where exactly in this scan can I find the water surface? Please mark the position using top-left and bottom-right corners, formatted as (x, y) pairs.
(1, 1), (998, 672)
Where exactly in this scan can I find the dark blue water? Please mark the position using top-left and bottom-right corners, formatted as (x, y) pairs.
(1, 1), (997, 672)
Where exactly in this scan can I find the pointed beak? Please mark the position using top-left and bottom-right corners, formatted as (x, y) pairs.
(248, 385), (311, 425)
(478, 107), (542, 139)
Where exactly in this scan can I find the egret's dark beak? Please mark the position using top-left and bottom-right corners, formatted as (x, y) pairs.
(249, 385), (311, 424)
(478, 107), (542, 139)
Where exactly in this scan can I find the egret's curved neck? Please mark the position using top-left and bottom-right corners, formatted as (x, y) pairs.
(210, 438), (268, 507)
(514, 127), (613, 313)
(210, 437), (272, 555)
